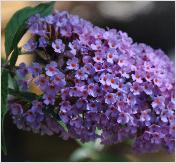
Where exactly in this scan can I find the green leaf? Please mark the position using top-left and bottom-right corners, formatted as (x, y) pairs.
(70, 139), (105, 161)
(1, 70), (9, 117)
(9, 47), (20, 67)
(34, 2), (55, 17)
(69, 147), (95, 161)
(8, 88), (39, 101)
(8, 73), (19, 91)
(1, 69), (9, 155)
(70, 143), (128, 162)
(5, 1), (55, 58)
(1, 57), (6, 65)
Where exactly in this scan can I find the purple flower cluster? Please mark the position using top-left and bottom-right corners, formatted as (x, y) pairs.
(9, 101), (68, 138)
(9, 11), (175, 153)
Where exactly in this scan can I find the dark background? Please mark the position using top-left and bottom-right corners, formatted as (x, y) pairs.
(1, 1), (175, 162)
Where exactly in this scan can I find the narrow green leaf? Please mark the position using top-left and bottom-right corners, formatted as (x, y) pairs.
(8, 73), (19, 91)
(8, 88), (39, 101)
(1, 58), (6, 65)
(5, 7), (33, 57)
(1, 69), (9, 117)
(5, 1), (55, 58)
(9, 47), (20, 67)
(1, 69), (9, 155)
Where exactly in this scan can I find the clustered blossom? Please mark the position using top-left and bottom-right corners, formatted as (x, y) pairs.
(9, 101), (68, 138)
(8, 11), (175, 153)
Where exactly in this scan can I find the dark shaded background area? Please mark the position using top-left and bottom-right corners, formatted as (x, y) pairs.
(98, 2), (174, 55)
(1, 1), (175, 162)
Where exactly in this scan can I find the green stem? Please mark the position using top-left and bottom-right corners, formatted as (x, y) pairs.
(45, 108), (68, 132)
(75, 139), (84, 146)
